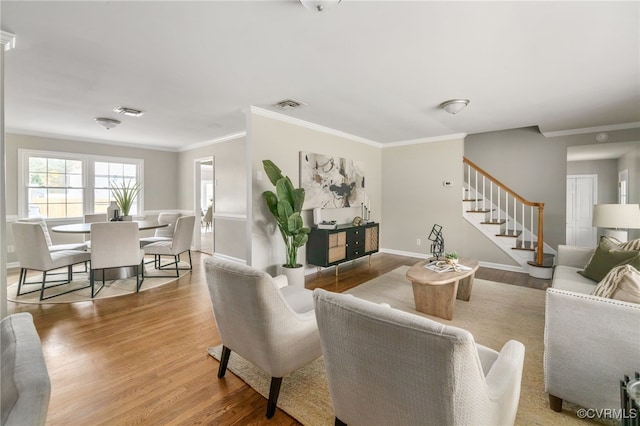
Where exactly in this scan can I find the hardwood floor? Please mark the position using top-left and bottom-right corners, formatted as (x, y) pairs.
(6, 252), (549, 425)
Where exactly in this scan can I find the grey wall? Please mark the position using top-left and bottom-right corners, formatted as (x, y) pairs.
(381, 139), (465, 257)
(567, 159), (618, 204)
(619, 146), (640, 240)
(249, 111), (382, 275)
(178, 136), (247, 261)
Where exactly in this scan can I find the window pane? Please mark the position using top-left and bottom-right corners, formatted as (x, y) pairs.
(47, 173), (65, 187)
(95, 189), (110, 203)
(95, 176), (109, 188)
(66, 160), (82, 174)
(109, 163), (124, 177)
(67, 188), (83, 203)
(48, 158), (65, 173)
(29, 157), (46, 172)
(47, 204), (66, 218)
(67, 203), (83, 218)
(29, 173), (46, 186)
(28, 204), (43, 217)
(68, 174), (83, 187)
(95, 162), (108, 175)
(28, 188), (47, 203)
(123, 164), (136, 177)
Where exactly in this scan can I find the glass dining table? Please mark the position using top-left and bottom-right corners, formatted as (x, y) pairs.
(51, 220), (168, 279)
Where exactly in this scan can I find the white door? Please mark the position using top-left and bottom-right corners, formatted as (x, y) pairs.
(566, 174), (598, 247)
(619, 169), (628, 204)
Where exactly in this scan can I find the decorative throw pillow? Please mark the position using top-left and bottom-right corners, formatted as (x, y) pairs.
(619, 238), (640, 252)
(578, 237), (638, 282)
(592, 264), (640, 303)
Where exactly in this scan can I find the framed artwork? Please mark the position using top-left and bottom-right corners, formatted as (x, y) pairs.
(300, 151), (365, 209)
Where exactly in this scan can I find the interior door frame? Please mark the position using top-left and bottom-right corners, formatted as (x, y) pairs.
(566, 173), (598, 247)
(194, 156), (214, 253)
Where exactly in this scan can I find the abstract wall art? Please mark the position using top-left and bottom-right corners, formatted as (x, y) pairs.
(300, 151), (365, 209)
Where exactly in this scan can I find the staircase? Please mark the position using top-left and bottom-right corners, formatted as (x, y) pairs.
(462, 157), (555, 278)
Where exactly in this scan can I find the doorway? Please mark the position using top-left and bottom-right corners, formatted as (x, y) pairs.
(619, 169), (628, 204)
(566, 174), (598, 247)
(195, 157), (214, 255)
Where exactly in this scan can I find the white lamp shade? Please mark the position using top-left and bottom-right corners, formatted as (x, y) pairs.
(592, 204), (640, 229)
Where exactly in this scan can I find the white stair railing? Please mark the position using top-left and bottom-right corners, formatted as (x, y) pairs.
(463, 157), (546, 266)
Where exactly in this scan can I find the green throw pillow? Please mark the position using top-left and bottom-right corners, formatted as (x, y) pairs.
(578, 237), (639, 282)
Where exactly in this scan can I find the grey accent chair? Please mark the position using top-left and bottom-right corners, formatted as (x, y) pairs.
(139, 212), (182, 247)
(143, 215), (195, 277)
(19, 217), (87, 252)
(204, 258), (322, 419)
(12, 222), (91, 300)
(1, 313), (51, 426)
(89, 222), (146, 297)
(313, 289), (526, 426)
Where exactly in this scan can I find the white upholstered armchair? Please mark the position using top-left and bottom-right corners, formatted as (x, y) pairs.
(1, 313), (51, 426)
(204, 258), (322, 419)
(313, 289), (526, 426)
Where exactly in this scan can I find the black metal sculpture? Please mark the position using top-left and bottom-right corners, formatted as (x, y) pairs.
(428, 224), (444, 260)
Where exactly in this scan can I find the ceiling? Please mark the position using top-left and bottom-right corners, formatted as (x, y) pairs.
(567, 141), (639, 162)
(1, 1), (639, 151)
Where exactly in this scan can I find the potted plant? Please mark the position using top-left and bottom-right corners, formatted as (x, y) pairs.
(444, 251), (459, 264)
(111, 179), (142, 221)
(262, 160), (310, 286)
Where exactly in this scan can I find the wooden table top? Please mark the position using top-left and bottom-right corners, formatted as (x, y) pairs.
(406, 258), (479, 285)
(51, 220), (168, 234)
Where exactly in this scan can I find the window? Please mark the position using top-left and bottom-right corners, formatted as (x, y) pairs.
(19, 150), (144, 219)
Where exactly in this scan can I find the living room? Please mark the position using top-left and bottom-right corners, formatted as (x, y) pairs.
(2, 1), (639, 425)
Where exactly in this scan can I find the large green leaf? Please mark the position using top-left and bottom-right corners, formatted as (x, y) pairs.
(263, 160), (283, 186)
(262, 191), (279, 217)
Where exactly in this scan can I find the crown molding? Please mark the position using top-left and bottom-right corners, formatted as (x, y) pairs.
(249, 106), (382, 148)
(1, 30), (16, 51)
(179, 131), (247, 152)
(383, 133), (468, 148)
(541, 122), (640, 138)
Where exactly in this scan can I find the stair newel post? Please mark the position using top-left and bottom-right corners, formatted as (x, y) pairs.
(536, 204), (545, 265)
(497, 188), (501, 222)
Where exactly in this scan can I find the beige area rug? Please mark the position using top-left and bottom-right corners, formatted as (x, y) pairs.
(208, 266), (604, 426)
(8, 261), (190, 304)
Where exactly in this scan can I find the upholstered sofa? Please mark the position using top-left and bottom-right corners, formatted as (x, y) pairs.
(544, 244), (640, 412)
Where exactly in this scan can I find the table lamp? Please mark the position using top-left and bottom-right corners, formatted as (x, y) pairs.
(592, 204), (640, 242)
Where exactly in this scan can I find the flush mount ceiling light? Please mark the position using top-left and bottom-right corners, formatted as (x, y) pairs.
(299, 0), (341, 12)
(113, 106), (144, 117)
(94, 117), (121, 130)
(439, 99), (470, 115)
(595, 132), (609, 142)
(273, 98), (306, 109)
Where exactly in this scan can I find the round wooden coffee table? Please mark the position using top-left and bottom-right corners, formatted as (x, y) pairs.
(405, 258), (479, 320)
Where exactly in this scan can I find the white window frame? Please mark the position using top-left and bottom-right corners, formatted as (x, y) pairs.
(18, 149), (144, 221)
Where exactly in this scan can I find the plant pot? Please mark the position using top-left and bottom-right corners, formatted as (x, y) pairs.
(446, 258), (459, 265)
(121, 215), (133, 221)
(279, 264), (305, 288)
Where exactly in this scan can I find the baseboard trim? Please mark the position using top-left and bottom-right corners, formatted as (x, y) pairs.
(379, 248), (527, 273)
(212, 253), (247, 264)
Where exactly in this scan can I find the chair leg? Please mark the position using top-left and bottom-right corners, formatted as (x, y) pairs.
(266, 377), (283, 419)
(549, 394), (563, 412)
(174, 255), (179, 277)
(217, 346), (231, 378)
(39, 271), (48, 301)
(16, 268), (26, 296)
(335, 418), (347, 426)
(187, 250), (192, 270)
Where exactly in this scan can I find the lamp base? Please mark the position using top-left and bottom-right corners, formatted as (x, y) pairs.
(603, 229), (628, 243)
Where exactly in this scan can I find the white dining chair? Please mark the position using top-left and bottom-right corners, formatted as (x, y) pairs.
(143, 216), (195, 277)
(83, 213), (107, 247)
(89, 222), (146, 297)
(18, 217), (88, 252)
(11, 222), (91, 300)
(139, 212), (182, 247)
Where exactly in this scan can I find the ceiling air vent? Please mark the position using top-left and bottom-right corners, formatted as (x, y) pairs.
(113, 106), (144, 117)
(273, 99), (306, 109)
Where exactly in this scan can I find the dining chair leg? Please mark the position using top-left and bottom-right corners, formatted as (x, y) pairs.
(16, 268), (26, 296)
(266, 377), (283, 419)
(218, 346), (231, 378)
(39, 271), (48, 301)
(68, 265), (73, 282)
(135, 265), (140, 292)
(187, 250), (192, 270)
(174, 255), (179, 277)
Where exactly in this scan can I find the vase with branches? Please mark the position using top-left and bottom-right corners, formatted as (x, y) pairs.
(111, 179), (142, 219)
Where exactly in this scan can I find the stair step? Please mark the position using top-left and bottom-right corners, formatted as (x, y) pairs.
(516, 240), (537, 250)
(481, 219), (506, 225)
(462, 198), (482, 202)
(496, 230), (522, 238)
(466, 209), (494, 213)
